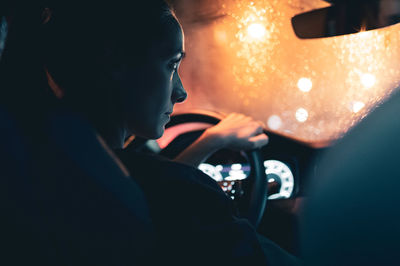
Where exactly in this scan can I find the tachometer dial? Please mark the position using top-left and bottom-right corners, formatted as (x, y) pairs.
(264, 160), (294, 200)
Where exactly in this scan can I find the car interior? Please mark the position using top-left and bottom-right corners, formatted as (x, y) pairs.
(1, 0), (400, 265)
(132, 0), (400, 256)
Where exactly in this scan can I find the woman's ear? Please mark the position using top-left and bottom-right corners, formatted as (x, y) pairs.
(46, 69), (64, 99)
(41, 7), (52, 25)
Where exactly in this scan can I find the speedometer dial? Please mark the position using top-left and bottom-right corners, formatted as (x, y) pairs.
(264, 160), (294, 200)
(198, 163), (223, 182)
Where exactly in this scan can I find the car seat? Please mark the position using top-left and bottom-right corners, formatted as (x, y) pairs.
(301, 91), (400, 266)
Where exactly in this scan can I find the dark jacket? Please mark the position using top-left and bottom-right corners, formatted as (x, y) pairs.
(116, 149), (300, 266)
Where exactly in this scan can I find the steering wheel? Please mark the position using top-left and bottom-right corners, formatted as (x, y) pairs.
(131, 112), (268, 227)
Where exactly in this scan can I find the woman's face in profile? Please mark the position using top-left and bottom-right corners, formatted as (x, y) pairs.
(114, 17), (187, 140)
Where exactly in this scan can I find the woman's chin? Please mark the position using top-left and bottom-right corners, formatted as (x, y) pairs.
(146, 127), (165, 140)
(128, 124), (165, 140)
(154, 127), (165, 140)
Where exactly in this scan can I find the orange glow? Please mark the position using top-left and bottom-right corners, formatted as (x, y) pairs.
(229, 1), (277, 88)
(175, 0), (400, 144)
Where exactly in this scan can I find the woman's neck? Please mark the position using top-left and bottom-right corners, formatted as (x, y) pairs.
(99, 125), (126, 149)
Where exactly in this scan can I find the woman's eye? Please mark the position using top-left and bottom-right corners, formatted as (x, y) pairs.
(169, 61), (179, 71)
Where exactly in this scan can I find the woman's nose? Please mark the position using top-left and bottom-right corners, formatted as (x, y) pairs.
(172, 76), (187, 103)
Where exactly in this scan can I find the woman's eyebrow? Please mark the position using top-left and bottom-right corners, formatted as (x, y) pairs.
(169, 51), (185, 61)
(163, 49), (186, 60)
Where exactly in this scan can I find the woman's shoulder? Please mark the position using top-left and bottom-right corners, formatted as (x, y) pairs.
(116, 148), (189, 174)
(115, 149), (220, 189)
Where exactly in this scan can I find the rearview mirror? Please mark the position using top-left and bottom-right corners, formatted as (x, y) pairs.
(292, 0), (400, 39)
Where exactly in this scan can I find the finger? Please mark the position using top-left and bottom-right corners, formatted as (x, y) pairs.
(255, 123), (264, 134)
(225, 113), (243, 122)
(248, 122), (264, 136)
(248, 134), (269, 148)
(232, 113), (248, 122)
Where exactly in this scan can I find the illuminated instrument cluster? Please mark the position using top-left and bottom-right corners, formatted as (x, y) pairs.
(198, 160), (294, 200)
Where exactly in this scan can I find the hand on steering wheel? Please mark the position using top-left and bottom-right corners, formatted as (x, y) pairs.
(174, 113), (269, 168)
(204, 113), (269, 151)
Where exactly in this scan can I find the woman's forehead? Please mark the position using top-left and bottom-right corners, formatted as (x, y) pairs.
(155, 18), (185, 58)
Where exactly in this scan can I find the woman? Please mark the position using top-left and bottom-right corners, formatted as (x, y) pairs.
(2, 1), (300, 265)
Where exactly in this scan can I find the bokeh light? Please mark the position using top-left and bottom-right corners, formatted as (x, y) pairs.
(361, 73), (377, 89)
(350, 101), (366, 113)
(296, 108), (309, 123)
(247, 23), (267, 39)
(297, 77), (313, 92)
(174, 0), (400, 144)
(268, 115), (283, 130)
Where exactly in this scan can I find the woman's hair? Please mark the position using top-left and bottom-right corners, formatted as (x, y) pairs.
(0, 1), (174, 136)
(43, 1), (174, 96)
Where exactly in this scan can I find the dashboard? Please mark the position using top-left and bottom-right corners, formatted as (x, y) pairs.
(198, 159), (295, 200)
(137, 119), (327, 203)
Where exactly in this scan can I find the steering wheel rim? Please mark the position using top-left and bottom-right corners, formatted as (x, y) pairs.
(131, 112), (268, 227)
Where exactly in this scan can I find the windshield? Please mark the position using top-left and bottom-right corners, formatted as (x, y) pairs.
(173, 0), (400, 145)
